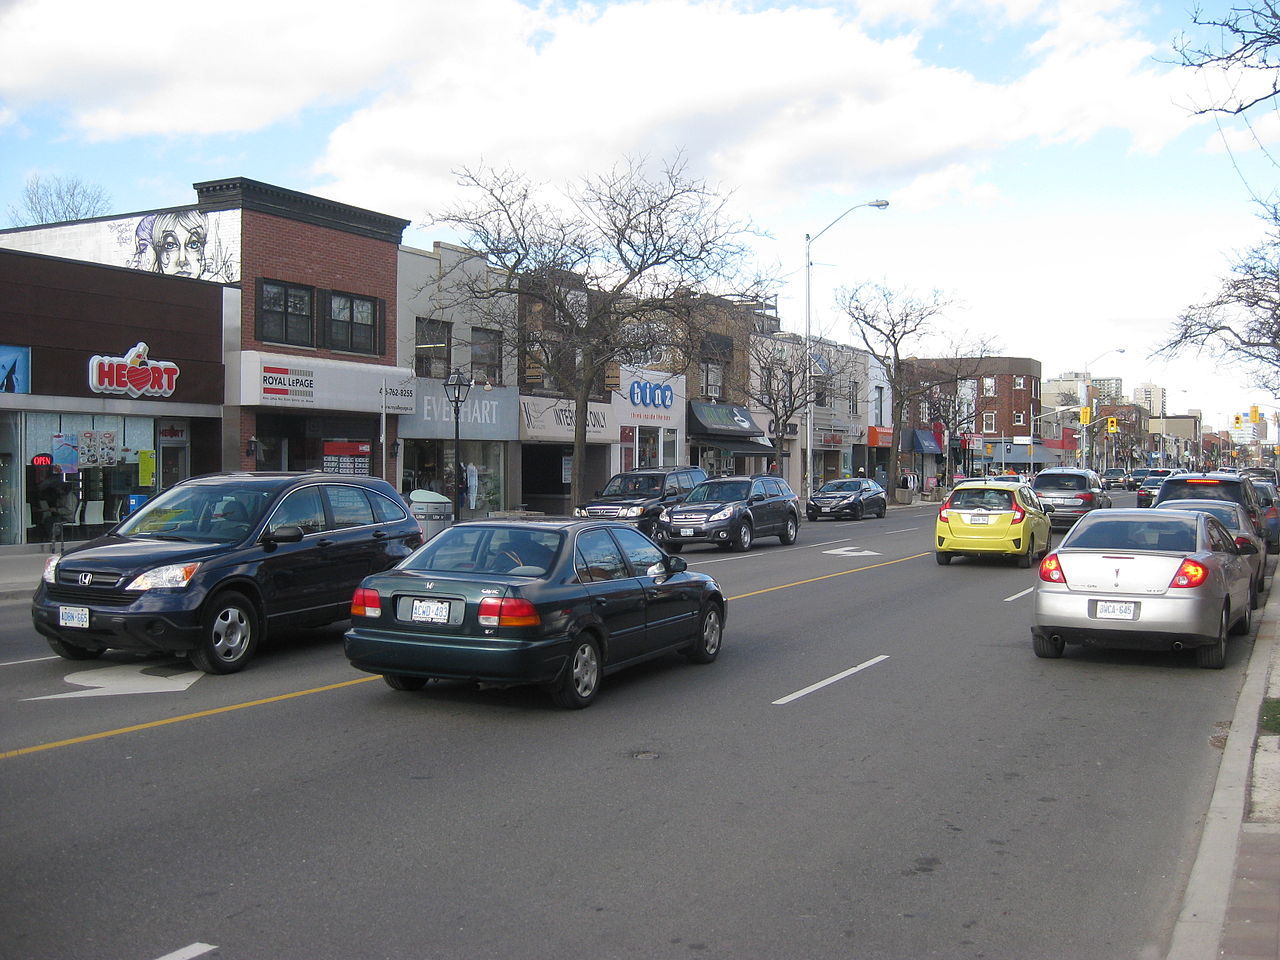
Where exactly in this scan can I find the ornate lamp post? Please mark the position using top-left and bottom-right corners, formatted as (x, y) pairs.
(442, 368), (473, 521)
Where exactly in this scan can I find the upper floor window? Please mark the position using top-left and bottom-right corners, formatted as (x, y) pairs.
(982, 411), (996, 432)
(982, 376), (997, 396)
(700, 361), (724, 399)
(471, 327), (502, 387)
(329, 293), (377, 354)
(814, 377), (829, 408)
(1013, 376), (1026, 390)
(259, 281), (314, 347)
(1013, 411), (1026, 426)
(872, 386), (885, 426)
(849, 379), (860, 416)
(415, 318), (452, 379)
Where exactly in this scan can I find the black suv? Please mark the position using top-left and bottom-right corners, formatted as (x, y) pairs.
(656, 475), (800, 552)
(32, 472), (422, 674)
(1153, 471), (1265, 534)
(1031, 467), (1112, 527)
(575, 466), (707, 536)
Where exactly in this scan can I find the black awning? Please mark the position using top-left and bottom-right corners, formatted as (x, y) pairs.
(912, 429), (943, 454)
(692, 436), (777, 456)
(687, 400), (766, 438)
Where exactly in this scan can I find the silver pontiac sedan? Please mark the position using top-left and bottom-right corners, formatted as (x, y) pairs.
(1031, 508), (1257, 669)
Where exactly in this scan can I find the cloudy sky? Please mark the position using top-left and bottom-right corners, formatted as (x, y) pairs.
(0, 0), (1274, 433)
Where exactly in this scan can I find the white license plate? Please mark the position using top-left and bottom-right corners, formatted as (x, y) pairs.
(1096, 601), (1136, 620)
(968, 514), (990, 524)
(680, 528), (695, 537)
(411, 599), (450, 623)
(59, 606), (90, 629)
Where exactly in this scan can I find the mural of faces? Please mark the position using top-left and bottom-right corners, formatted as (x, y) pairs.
(134, 210), (208, 278)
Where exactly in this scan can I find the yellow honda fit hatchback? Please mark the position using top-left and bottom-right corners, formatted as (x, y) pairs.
(935, 479), (1054, 567)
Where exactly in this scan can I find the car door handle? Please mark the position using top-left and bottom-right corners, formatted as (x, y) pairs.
(317, 538), (334, 548)
(371, 530), (387, 540)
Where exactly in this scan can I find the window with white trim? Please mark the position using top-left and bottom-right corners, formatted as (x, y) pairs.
(982, 411), (996, 432)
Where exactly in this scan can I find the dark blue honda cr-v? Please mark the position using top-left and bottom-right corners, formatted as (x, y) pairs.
(32, 472), (422, 673)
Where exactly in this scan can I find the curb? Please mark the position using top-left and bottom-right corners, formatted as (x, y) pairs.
(1166, 586), (1278, 958)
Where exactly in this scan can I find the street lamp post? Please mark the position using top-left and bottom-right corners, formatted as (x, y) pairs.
(1079, 348), (1125, 471)
(804, 199), (889, 497)
(442, 368), (473, 522)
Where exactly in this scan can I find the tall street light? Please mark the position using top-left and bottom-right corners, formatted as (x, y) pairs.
(443, 368), (473, 522)
(804, 199), (889, 496)
(1080, 348), (1125, 470)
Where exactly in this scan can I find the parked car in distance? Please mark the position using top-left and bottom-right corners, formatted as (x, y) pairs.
(1031, 467), (1111, 528)
(1152, 499), (1266, 607)
(935, 479), (1053, 567)
(32, 472), (422, 673)
(657, 475), (800, 552)
(1152, 471), (1264, 535)
(1031, 508), (1256, 668)
(343, 519), (727, 708)
(1100, 468), (1129, 490)
(806, 478), (888, 522)
(574, 466), (707, 536)
(1249, 479), (1280, 555)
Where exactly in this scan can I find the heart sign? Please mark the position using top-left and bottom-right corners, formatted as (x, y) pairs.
(89, 342), (180, 398)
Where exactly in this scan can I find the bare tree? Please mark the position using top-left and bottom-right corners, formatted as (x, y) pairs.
(1157, 217), (1280, 394)
(430, 155), (765, 507)
(837, 282), (994, 479)
(1175, 4), (1280, 116)
(8, 174), (111, 226)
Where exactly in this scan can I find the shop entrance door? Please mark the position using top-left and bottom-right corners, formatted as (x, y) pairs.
(159, 445), (188, 490)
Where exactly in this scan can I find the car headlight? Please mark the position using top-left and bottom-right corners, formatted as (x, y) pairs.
(623, 506), (644, 518)
(573, 506), (587, 517)
(709, 506), (734, 522)
(843, 495), (861, 504)
(125, 562), (201, 591)
(660, 507), (672, 521)
(42, 554), (59, 584)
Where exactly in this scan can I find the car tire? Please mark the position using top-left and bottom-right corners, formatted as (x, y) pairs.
(551, 635), (601, 709)
(806, 510), (818, 522)
(190, 590), (259, 674)
(1032, 632), (1065, 659)
(731, 519), (753, 552)
(45, 636), (105, 661)
(384, 673), (428, 691)
(684, 603), (723, 664)
(1231, 598), (1253, 637)
(1017, 536), (1036, 569)
(853, 502), (864, 521)
(1197, 607), (1229, 669)
(779, 514), (798, 545)
(665, 543), (683, 554)
(935, 551), (952, 565)
(877, 503), (887, 519)
(1252, 577), (1263, 611)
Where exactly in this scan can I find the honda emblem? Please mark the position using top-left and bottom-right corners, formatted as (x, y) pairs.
(78, 572), (93, 586)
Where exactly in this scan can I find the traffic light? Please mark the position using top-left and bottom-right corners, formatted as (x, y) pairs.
(1234, 413), (1244, 429)
(1106, 417), (1118, 433)
(1079, 406), (1092, 425)
(1251, 405), (1261, 424)
(985, 443), (993, 455)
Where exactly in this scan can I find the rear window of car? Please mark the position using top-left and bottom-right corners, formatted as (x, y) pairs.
(1033, 474), (1087, 492)
(1159, 479), (1242, 503)
(405, 525), (564, 575)
(1065, 517), (1197, 552)
(951, 488), (1013, 510)
(1156, 502), (1240, 529)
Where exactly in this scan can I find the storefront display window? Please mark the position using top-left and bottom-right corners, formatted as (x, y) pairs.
(0, 413), (19, 546)
(401, 438), (505, 520)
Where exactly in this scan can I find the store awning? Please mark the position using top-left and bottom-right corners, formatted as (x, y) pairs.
(687, 401), (766, 438)
(912, 429), (943, 454)
(693, 436), (777, 456)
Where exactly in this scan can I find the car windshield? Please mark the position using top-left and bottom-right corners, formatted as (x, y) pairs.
(1064, 516), (1197, 552)
(116, 484), (275, 543)
(686, 480), (750, 504)
(404, 525), (564, 576)
(600, 474), (663, 496)
(1156, 501), (1242, 530)
(819, 480), (866, 493)
(951, 488), (1014, 510)
(1033, 474), (1088, 491)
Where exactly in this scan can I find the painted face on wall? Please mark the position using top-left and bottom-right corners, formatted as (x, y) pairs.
(150, 214), (207, 277)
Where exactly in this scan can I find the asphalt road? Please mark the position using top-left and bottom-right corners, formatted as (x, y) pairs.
(0, 492), (1256, 960)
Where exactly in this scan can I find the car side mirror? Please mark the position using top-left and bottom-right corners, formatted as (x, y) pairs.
(262, 524), (304, 545)
(750, 493), (766, 503)
(1043, 504), (1055, 513)
(666, 555), (688, 573)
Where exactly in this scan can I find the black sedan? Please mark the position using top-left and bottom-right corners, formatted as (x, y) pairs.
(1136, 476), (1164, 508)
(343, 519), (727, 709)
(806, 478), (888, 521)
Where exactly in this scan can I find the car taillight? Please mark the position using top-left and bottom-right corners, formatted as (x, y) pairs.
(478, 597), (541, 627)
(1010, 503), (1025, 524)
(1077, 492), (1094, 504)
(939, 498), (953, 523)
(1039, 553), (1067, 583)
(1169, 559), (1209, 588)
(351, 587), (382, 617)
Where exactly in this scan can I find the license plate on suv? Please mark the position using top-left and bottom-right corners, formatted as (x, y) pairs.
(59, 606), (90, 628)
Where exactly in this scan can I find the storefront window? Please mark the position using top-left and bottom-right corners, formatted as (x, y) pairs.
(0, 413), (20, 546)
(402, 438), (505, 520)
(638, 427), (659, 467)
(663, 428), (678, 465)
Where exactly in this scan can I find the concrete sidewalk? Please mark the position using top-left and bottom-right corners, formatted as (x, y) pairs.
(4, 518), (1279, 957)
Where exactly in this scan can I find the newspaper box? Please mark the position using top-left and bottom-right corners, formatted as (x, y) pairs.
(408, 489), (453, 540)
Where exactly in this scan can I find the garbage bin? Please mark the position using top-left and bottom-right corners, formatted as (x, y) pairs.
(408, 489), (453, 540)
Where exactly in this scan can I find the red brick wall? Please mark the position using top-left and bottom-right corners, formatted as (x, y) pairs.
(239, 209), (399, 364)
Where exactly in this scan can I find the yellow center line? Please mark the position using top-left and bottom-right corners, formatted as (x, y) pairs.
(0, 675), (379, 760)
(5, 551), (928, 759)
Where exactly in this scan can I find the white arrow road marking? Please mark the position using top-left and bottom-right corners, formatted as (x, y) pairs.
(25, 663), (203, 701)
(822, 546), (881, 557)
